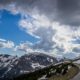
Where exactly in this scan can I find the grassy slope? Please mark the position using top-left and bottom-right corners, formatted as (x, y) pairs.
(49, 66), (79, 80)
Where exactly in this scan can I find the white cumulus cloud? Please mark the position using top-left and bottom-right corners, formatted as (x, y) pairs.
(0, 39), (14, 48)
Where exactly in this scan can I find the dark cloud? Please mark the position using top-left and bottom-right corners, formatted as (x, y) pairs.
(54, 46), (64, 52)
(58, 0), (79, 13)
(0, 0), (80, 26)
(0, 0), (80, 58)
(32, 27), (56, 52)
(0, 0), (56, 23)
(57, 0), (80, 26)
(72, 47), (80, 53)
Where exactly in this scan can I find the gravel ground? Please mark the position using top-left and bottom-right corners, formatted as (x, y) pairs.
(71, 72), (80, 80)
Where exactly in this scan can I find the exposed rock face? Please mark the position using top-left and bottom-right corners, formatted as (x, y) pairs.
(0, 53), (58, 79)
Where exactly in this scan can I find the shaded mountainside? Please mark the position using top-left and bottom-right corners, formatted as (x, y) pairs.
(0, 52), (58, 80)
(13, 61), (77, 80)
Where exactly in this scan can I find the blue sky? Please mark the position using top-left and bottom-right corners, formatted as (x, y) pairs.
(0, 10), (38, 44)
(0, 0), (80, 58)
(0, 9), (80, 58)
(0, 10), (40, 56)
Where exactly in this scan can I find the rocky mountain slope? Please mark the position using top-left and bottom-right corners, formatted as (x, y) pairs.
(0, 52), (58, 79)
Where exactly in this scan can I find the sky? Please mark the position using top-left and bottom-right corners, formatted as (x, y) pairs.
(0, 0), (80, 58)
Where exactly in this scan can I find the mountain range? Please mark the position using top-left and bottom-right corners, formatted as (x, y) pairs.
(0, 52), (58, 80)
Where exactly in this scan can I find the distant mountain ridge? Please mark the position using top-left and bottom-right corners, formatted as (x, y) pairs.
(0, 52), (58, 80)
